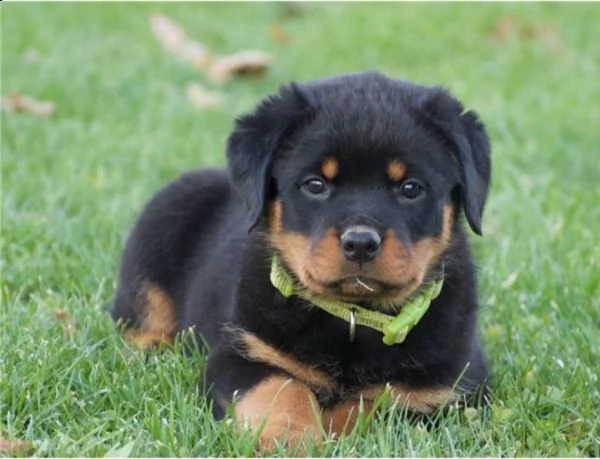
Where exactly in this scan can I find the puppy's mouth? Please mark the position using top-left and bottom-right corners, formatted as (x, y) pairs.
(306, 272), (415, 300)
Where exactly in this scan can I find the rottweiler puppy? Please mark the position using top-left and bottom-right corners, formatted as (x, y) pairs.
(112, 72), (491, 449)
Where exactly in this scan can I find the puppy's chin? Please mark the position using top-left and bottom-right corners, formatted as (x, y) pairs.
(301, 271), (421, 308)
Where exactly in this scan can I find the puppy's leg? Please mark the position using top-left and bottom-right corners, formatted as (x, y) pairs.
(323, 383), (459, 437)
(237, 375), (322, 452)
(461, 339), (491, 406)
(112, 280), (177, 349)
(206, 348), (323, 452)
(322, 399), (375, 437)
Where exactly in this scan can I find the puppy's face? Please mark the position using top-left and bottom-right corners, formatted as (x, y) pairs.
(268, 115), (459, 304)
(228, 73), (491, 308)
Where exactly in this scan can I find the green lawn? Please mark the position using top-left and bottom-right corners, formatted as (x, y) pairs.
(2, 3), (599, 457)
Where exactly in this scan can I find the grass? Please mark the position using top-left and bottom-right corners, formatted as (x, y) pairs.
(2, 2), (599, 457)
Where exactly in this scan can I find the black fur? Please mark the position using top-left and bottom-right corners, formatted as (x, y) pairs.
(112, 72), (491, 422)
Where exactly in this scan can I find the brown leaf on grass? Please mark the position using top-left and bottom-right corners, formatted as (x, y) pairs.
(532, 22), (564, 53)
(185, 83), (223, 109)
(55, 308), (76, 338)
(269, 23), (289, 45)
(1, 93), (55, 117)
(149, 13), (185, 53)
(207, 50), (272, 84)
(179, 41), (211, 69)
(491, 16), (565, 53)
(275, 2), (305, 21)
(149, 13), (211, 69)
(491, 15), (519, 43)
(0, 438), (34, 455)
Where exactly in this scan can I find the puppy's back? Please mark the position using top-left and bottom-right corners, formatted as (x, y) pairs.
(111, 168), (242, 337)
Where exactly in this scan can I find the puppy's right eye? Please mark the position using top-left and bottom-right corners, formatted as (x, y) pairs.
(301, 177), (330, 198)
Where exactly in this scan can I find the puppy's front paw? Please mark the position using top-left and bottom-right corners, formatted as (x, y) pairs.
(235, 376), (323, 453)
(322, 399), (375, 437)
(255, 419), (321, 456)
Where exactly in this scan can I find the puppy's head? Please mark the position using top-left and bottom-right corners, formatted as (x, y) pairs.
(227, 72), (491, 307)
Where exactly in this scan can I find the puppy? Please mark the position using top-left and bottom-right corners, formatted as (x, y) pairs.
(112, 72), (491, 450)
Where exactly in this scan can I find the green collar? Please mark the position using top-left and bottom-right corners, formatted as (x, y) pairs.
(270, 256), (443, 346)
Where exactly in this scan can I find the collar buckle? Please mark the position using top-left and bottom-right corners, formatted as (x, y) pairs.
(348, 310), (356, 342)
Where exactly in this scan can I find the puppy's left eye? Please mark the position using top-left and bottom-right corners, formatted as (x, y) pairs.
(397, 180), (425, 200)
(301, 177), (330, 198)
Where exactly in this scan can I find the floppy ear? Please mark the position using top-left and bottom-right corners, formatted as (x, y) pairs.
(226, 84), (312, 231)
(451, 110), (491, 235)
(416, 89), (491, 235)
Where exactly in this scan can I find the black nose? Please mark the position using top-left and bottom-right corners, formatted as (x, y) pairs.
(340, 226), (382, 264)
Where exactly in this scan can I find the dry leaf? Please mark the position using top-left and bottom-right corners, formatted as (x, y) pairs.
(275, 2), (305, 20)
(179, 41), (211, 70)
(491, 15), (518, 43)
(519, 24), (536, 42)
(207, 50), (272, 84)
(1, 93), (55, 117)
(491, 16), (564, 53)
(149, 13), (210, 69)
(533, 22), (564, 53)
(55, 308), (76, 338)
(269, 23), (289, 45)
(0, 438), (34, 455)
(518, 22), (564, 53)
(185, 83), (223, 109)
(149, 13), (185, 54)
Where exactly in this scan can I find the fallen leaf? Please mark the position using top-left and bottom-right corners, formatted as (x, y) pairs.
(179, 41), (211, 70)
(519, 24), (536, 42)
(149, 13), (185, 54)
(207, 50), (272, 84)
(1, 93), (55, 117)
(491, 16), (565, 53)
(275, 2), (305, 20)
(490, 15), (519, 43)
(0, 438), (34, 455)
(55, 308), (76, 338)
(533, 22), (564, 53)
(149, 13), (210, 69)
(185, 83), (223, 109)
(269, 23), (289, 45)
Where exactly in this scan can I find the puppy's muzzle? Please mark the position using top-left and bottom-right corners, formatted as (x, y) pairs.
(340, 226), (382, 264)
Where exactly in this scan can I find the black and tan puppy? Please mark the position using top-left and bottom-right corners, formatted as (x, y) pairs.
(112, 72), (491, 449)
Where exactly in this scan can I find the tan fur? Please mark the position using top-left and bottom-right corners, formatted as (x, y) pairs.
(320, 157), (339, 180)
(322, 383), (456, 436)
(234, 329), (336, 394)
(358, 383), (458, 415)
(323, 382), (456, 436)
(322, 399), (375, 436)
(387, 160), (406, 182)
(235, 376), (323, 452)
(124, 330), (171, 349)
(126, 282), (177, 348)
(411, 204), (454, 274)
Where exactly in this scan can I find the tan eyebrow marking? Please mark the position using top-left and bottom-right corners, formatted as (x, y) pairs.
(387, 160), (406, 182)
(321, 157), (339, 180)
